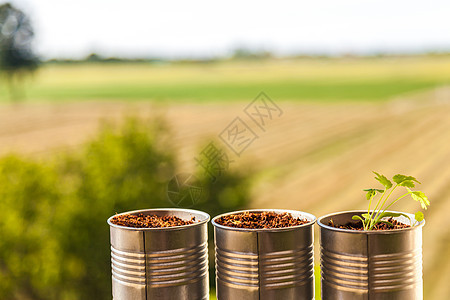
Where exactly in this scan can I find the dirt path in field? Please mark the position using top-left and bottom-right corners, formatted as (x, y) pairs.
(0, 88), (449, 298)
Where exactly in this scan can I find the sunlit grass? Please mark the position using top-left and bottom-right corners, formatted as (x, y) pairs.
(1, 56), (450, 102)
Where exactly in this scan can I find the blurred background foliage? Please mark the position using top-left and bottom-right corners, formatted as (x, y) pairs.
(0, 3), (38, 101)
(0, 117), (251, 300)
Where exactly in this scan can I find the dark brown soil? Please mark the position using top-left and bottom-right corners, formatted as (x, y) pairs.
(215, 211), (308, 229)
(328, 217), (410, 231)
(111, 213), (196, 228)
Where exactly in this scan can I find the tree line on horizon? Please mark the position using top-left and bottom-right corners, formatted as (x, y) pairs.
(44, 50), (450, 65)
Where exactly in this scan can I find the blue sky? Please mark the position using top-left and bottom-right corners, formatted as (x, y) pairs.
(7, 0), (450, 59)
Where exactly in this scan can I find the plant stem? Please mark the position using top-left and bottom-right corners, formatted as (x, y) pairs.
(368, 196), (372, 215)
(381, 192), (410, 213)
(371, 192), (411, 229)
(372, 184), (398, 226)
(369, 189), (387, 230)
(366, 195), (375, 230)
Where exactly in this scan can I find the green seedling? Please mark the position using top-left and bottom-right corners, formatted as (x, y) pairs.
(352, 172), (430, 230)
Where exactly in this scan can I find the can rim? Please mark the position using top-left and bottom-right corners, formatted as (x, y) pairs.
(107, 208), (210, 231)
(317, 210), (425, 234)
(211, 208), (316, 232)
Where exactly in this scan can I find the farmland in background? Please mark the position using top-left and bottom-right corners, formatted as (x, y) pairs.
(0, 57), (449, 299)
(2, 56), (450, 102)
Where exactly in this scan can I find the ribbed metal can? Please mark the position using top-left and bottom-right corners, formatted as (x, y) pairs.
(212, 209), (316, 300)
(107, 208), (210, 300)
(318, 210), (424, 300)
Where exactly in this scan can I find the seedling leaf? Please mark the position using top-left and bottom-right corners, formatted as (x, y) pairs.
(373, 171), (392, 189)
(379, 220), (394, 227)
(408, 188), (430, 210)
(378, 211), (401, 218)
(364, 189), (376, 200)
(361, 213), (371, 219)
(398, 180), (415, 188)
(363, 189), (384, 193)
(352, 215), (365, 224)
(415, 211), (424, 223)
(363, 189), (384, 200)
(393, 174), (421, 185)
(377, 211), (412, 225)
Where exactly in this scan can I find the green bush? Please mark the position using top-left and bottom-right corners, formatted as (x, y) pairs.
(0, 117), (251, 299)
(0, 156), (64, 299)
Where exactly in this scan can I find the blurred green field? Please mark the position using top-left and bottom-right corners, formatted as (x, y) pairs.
(2, 56), (450, 102)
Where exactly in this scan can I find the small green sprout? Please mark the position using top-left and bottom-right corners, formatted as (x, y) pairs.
(352, 172), (430, 230)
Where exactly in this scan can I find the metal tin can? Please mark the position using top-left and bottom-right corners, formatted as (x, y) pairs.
(318, 210), (424, 300)
(107, 208), (210, 300)
(212, 209), (316, 300)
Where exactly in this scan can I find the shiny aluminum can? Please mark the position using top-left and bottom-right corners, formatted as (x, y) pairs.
(318, 210), (424, 300)
(107, 208), (210, 300)
(212, 209), (316, 300)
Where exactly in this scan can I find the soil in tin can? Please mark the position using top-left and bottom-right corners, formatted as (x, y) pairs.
(215, 211), (309, 229)
(328, 217), (410, 231)
(111, 213), (196, 228)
